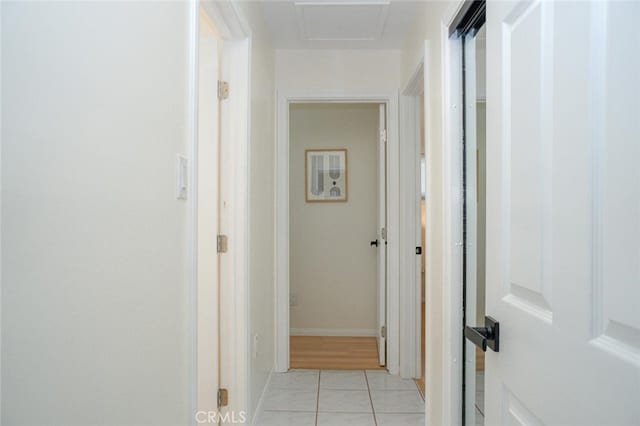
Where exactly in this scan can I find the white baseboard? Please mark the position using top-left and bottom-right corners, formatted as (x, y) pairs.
(251, 368), (273, 426)
(290, 328), (377, 337)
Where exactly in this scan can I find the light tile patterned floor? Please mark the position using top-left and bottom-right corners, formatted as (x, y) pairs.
(255, 370), (425, 426)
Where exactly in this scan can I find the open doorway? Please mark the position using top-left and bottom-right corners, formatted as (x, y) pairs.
(262, 93), (424, 425)
(287, 103), (386, 371)
(275, 91), (401, 375)
(417, 93), (426, 398)
(398, 60), (427, 398)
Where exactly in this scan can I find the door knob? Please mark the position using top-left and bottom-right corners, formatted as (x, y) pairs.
(370, 239), (379, 247)
(464, 316), (500, 352)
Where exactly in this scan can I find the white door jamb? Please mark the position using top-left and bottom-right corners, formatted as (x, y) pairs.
(399, 61), (425, 380)
(440, 2), (467, 424)
(275, 90), (401, 375)
(188, 2), (251, 424)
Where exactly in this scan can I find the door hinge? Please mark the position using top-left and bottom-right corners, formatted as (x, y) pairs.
(217, 388), (229, 408)
(218, 80), (229, 100)
(381, 326), (386, 339)
(415, 246), (422, 255)
(380, 129), (387, 143)
(217, 235), (228, 253)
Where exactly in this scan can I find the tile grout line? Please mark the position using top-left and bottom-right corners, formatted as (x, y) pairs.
(315, 370), (321, 426)
(413, 375), (425, 402)
(364, 370), (378, 426)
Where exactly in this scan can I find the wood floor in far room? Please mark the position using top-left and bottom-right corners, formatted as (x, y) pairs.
(415, 302), (425, 397)
(290, 336), (386, 370)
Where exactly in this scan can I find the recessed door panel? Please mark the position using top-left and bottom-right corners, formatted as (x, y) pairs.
(502, 390), (544, 426)
(592, 0), (640, 366)
(503, 0), (553, 321)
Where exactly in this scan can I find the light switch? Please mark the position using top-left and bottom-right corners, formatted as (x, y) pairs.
(176, 155), (188, 200)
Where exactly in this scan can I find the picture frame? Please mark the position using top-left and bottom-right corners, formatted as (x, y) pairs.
(305, 149), (348, 202)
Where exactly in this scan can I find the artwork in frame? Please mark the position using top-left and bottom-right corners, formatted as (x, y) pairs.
(305, 149), (348, 202)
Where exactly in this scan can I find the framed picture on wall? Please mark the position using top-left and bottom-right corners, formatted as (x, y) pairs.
(305, 149), (348, 202)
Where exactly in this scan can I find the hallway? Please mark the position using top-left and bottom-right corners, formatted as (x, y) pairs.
(2, 1), (639, 425)
(257, 370), (424, 426)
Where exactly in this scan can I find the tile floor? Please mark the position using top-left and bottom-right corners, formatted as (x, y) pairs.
(255, 370), (425, 426)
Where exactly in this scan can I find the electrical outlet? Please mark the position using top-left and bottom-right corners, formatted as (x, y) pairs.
(289, 292), (298, 307)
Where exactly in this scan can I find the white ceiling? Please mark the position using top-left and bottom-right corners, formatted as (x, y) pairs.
(260, 0), (420, 50)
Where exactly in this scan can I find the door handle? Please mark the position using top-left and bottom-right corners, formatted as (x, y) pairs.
(370, 239), (379, 247)
(464, 316), (499, 352)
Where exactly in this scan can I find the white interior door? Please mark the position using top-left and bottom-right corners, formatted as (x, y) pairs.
(484, 1), (640, 424)
(377, 103), (387, 366)
(196, 9), (220, 414)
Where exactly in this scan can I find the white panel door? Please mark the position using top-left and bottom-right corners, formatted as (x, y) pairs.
(485, 1), (640, 424)
(377, 103), (387, 366)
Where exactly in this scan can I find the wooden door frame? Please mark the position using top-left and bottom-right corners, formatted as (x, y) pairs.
(188, 2), (251, 424)
(275, 90), (401, 375)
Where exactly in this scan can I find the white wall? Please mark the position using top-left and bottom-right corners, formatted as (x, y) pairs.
(400, 1), (462, 424)
(275, 49), (402, 91)
(289, 104), (378, 335)
(2, 2), (192, 424)
(2, 2), (278, 423)
(234, 1), (277, 419)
